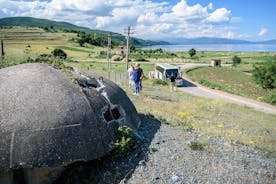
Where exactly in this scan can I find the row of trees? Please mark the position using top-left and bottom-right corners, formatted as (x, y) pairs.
(77, 32), (109, 47)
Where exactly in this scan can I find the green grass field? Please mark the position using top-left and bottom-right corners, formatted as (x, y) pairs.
(186, 66), (276, 105)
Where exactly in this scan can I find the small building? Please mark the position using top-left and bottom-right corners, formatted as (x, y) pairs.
(115, 45), (126, 55)
(211, 59), (221, 67)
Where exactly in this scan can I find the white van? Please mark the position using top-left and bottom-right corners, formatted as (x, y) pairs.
(154, 63), (183, 86)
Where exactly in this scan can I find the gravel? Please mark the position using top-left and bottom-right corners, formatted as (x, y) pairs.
(52, 114), (276, 184)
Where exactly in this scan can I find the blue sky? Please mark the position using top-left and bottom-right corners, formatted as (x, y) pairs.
(0, 0), (275, 41)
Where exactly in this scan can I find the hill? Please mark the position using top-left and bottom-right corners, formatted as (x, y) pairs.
(0, 17), (169, 47)
(170, 37), (251, 44)
(169, 37), (276, 45)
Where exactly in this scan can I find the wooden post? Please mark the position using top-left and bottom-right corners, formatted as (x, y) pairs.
(1, 40), (4, 62)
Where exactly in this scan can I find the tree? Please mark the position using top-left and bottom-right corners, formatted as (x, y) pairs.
(51, 48), (67, 59)
(252, 62), (276, 89)
(188, 48), (196, 58)
(232, 55), (241, 66)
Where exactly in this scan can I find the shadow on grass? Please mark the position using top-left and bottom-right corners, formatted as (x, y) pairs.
(52, 114), (161, 184)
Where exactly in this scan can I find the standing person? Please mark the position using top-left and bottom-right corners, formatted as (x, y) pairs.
(131, 63), (143, 95)
(170, 73), (176, 92)
(128, 65), (134, 88)
(135, 63), (144, 91)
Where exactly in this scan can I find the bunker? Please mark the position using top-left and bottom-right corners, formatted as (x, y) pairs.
(0, 63), (140, 183)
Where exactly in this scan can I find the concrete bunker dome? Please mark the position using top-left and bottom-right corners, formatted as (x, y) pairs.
(0, 63), (140, 171)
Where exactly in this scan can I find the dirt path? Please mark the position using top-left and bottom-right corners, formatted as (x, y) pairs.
(178, 63), (276, 115)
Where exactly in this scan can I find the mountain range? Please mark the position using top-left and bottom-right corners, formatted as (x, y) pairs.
(0, 17), (276, 45)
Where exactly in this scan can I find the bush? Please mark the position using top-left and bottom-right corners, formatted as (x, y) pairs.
(252, 62), (276, 89)
(232, 55), (241, 66)
(188, 141), (205, 150)
(188, 48), (196, 58)
(114, 126), (133, 156)
(51, 48), (67, 59)
(264, 94), (276, 105)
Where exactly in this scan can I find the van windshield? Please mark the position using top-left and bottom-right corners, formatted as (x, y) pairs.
(165, 69), (178, 78)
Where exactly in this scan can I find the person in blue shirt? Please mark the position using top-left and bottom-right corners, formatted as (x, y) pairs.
(131, 63), (144, 95)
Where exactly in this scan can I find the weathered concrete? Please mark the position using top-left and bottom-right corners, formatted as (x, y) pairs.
(0, 63), (140, 175)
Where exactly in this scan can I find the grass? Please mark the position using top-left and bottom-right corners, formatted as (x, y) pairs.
(188, 141), (205, 150)
(186, 66), (276, 105)
(68, 61), (276, 157)
(120, 79), (276, 157)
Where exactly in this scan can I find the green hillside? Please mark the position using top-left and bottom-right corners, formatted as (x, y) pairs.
(0, 17), (169, 47)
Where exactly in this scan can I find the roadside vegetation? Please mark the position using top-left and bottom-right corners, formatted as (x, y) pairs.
(127, 79), (276, 157)
(1, 27), (275, 157)
(186, 66), (276, 105)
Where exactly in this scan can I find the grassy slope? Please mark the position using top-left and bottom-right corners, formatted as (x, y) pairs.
(0, 27), (106, 63)
(186, 66), (276, 104)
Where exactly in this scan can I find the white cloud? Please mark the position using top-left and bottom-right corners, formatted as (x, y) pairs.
(258, 28), (267, 36)
(0, 0), (237, 40)
(171, 0), (208, 20)
(207, 3), (213, 10)
(206, 8), (231, 23)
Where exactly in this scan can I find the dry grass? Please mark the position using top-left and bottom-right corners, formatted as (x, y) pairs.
(123, 79), (276, 157)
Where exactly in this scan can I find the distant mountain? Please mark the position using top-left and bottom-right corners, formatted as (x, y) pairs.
(257, 39), (276, 44)
(0, 17), (169, 47)
(170, 37), (276, 45)
(170, 37), (251, 44)
(1, 17), (275, 46)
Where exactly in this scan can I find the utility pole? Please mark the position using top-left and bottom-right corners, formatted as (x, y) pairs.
(107, 32), (112, 79)
(1, 40), (4, 62)
(124, 26), (133, 72)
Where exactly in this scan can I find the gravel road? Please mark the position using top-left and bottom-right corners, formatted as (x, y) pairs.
(177, 63), (276, 115)
(179, 77), (276, 115)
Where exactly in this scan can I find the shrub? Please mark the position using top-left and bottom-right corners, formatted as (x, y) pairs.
(51, 48), (67, 59)
(252, 62), (276, 89)
(114, 126), (133, 156)
(232, 55), (241, 66)
(188, 141), (205, 150)
(264, 94), (276, 105)
(188, 48), (196, 58)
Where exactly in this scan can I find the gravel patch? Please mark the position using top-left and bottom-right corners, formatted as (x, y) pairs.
(127, 115), (275, 184)
(51, 114), (275, 184)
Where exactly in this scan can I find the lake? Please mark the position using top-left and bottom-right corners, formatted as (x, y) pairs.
(143, 44), (276, 52)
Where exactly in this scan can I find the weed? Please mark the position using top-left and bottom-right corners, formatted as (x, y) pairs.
(188, 141), (205, 150)
(152, 79), (169, 86)
(114, 126), (133, 156)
